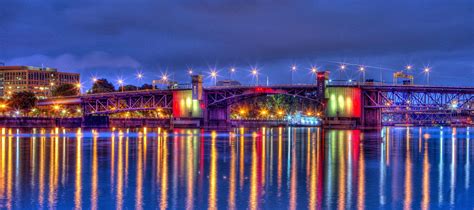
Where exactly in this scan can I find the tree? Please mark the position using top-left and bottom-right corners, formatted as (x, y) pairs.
(9, 91), (37, 111)
(140, 83), (154, 90)
(52, 83), (78, 97)
(123, 85), (138, 91)
(91, 78), (115, 93)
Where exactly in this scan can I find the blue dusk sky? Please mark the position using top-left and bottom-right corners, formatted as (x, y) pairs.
(0, 0), (473, 86)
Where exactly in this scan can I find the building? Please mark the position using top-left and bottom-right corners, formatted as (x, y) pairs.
(0, 66), (80, 99)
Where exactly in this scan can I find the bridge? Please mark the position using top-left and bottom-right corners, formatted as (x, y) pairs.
(37, 72), (474, 129)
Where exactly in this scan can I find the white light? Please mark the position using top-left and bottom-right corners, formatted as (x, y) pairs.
(118, 79), (123, 84)
(359, 66), (365, 71)
(251, 69), (258, 75)
(348, 79), (352, 82)
(291, 65), (297, 71)
(340, 64), (346, 70)
(92, 77), (98, 82)
(210, 71), (217, 78)
(406, 65), (412, 70)
(311, 67), (317, 73)
(424, 67), (430, 72)
(231, 68), (236, 72)
(188, 70), (193, 75)
(137, 73), (143, 79)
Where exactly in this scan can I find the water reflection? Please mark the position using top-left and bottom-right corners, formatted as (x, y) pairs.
(0, 127), (472, 209)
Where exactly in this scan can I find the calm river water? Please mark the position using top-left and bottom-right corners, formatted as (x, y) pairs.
(0, 127), (472, 209)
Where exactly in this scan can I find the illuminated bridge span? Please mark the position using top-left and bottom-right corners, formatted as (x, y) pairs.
(38, 73), (474, 128)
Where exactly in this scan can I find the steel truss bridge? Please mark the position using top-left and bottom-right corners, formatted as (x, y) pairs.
(361, 85), (474, 125)
(205, 85), (322, 107)
(37, 83), (474, 127)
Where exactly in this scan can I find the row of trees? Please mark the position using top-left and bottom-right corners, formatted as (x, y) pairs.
(89, 79), (154, 94)
(49, 78), (156, 97)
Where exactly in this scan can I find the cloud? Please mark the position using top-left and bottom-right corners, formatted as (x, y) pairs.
(5, 52), (141, 71)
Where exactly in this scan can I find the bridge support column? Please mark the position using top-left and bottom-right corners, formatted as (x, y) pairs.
(361, 90), (382, 129)
(203, 105), (231, 130)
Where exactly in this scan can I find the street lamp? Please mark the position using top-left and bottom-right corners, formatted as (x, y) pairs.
(310, 66), (317, 84)
(406, 65), (412, 70)
(136, 72), (143, 90)
(75, 83), (82, 95)
(230, 67), (236, 80)
(118, 79), (124, 92)
(210, 70), (218, 86)
(290, 65), (297, 84)
(340, 64), (346, 70)
(92, 77), (98, 83)
(424, 67), (430, 85)
(251, 68), (259, 85)
(188, 69), (193, 75)
(359, 66), (365, 82)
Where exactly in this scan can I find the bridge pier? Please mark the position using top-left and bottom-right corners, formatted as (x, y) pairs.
(203, 105), (231, 130)
(361, 90), (382, 129)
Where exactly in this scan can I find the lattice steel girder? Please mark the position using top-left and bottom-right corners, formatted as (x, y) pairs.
(81, 92), (172, 115)
(205, 86), (322, 107)
(363, 88), (474, 111)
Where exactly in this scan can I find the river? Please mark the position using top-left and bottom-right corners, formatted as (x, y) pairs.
(0, 127), (472, 209)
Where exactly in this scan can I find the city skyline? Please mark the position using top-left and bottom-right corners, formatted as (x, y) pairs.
(0, 0), (472, 86)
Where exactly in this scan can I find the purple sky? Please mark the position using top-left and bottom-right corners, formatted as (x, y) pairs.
(1, 0), (473, 87)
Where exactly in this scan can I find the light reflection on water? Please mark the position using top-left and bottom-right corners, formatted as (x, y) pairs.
(0, 127), (472, 209)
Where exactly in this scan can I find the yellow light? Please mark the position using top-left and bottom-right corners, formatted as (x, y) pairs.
(0, 104), (6, 109)
(76, 83), (81, 88)
(239, 109), (246, 115)
(210, 71), (217, 78)
(306, 112), (312, 116)
(53, 105), (60, 110)
(260, 109), (268, 116)
(77, 108), (81, 113)
(277, 110), (284, 115)
(50, 82), (55, 86)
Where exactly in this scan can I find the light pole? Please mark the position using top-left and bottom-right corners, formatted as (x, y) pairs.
(136, 72), (143, 90)
(251, 68), (258, 85)
(230, 67), (236, 80)
(75, 83), (82, 96)
(359, 66), (365, 83)
(310, 66), (317, 84)
(118, 79), (124, 92)
(210, 70), (217, 86)
(290, 65), (297, 84)
(424, 67), (430, 85)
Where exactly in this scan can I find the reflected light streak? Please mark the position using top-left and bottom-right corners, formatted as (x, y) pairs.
(421, 141), (430, 210)
(74, 134), (82, 209)
(208, 131), (218, 210)
(249, 134), (258, 210)
(91, 135), (98, 210)
(403, 128), (412, 210)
